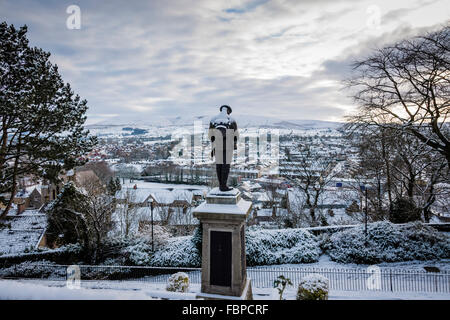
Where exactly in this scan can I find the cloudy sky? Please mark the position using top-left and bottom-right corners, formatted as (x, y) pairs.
(1, 0), (449, 124)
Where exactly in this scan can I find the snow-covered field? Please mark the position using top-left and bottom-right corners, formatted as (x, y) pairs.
(1, 279), (448, 300)
(121, 179), (209, 190)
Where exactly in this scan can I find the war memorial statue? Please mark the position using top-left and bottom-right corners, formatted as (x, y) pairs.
(194, 104), (252, 299)
(208, 105), (239, 191)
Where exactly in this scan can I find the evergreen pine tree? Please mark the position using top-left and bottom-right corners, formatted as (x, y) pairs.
(0, 22), (96, 216)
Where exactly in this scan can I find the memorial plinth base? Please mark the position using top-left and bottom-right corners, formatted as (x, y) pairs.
(196, 278), (253, 300)
(193, 187), (253, 300)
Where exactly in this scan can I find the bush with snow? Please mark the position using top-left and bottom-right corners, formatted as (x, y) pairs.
(137, 224), (171, 250)
(150, 236), (201, 267)
(100, 237), (153, 266)
(166, 272), (189, 293)
(323, 221), (450, 264)
(80, 265), (133, 280)
(123, 241), (153, 266)
(149, 227), (320, 267)
(296, 274), (329, 300)
(0, 260), (66, 279)
(245, 227), (320, 266)
(0, 243), (82, 266)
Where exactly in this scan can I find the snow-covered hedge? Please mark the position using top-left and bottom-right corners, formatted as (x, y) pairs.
(100, 237), (153, 266)
(166, 272), (190, 292)
(0, 260), (134, 281)
(296, 274), (329, 300)
(148, 227), (320, 267)
(245, 227), (320, 266)
(150, 236), (201, 267)
(122, 241), (153, 266)
(0, 260), (66, 279)
(323, 221), (450, 264)
(0, 244), (82, 266)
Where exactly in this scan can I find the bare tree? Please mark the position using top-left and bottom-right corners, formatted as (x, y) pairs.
(115, 164), (140, 183)
(111, 190), (145, 238)
(346, 26), (450, 166)
(138, 224), (170, 250)
(77, 175), (114, 262)
(286, 146), (338, 226)
(263, 177), (280, 218)
(346, 123), (448, 222)
(78, 161), (114, 184)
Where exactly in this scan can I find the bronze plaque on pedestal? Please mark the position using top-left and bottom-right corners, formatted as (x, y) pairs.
(210, 231), (232, 287)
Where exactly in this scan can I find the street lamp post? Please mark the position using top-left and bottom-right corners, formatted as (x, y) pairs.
(151, 200), (154, 252)
(360, 185), (368, 236)
(365, 187), (368, 236)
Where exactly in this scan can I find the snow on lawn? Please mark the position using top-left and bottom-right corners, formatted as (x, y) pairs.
(278, 287), (450, 300)
(1, 279), (448, 300)
(0, 280), (152, 300)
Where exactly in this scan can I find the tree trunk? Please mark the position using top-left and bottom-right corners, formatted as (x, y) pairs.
(381, 131), (393, 216)
(1, 144), (20, 218)
(1, 181), (17, 218)
(0, 117), (8, 166)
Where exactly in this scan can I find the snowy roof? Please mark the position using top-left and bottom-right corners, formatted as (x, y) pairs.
(115, 188), (193, 205)
(0, 210), (47, 255)
(256, 208), (274, 217)
(241, 181), (262, 191)
(115, 188), (153, 203)
(151, 190), (193, 205)
(253, 192), (271, 203)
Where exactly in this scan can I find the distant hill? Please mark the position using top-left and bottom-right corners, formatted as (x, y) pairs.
(87, 114), (342, 130)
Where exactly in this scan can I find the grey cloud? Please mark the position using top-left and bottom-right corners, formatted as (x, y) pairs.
(1, 0), (448, 124)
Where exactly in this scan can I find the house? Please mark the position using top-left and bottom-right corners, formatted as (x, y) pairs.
(114, 188), (153, 206)
(14, 187), (44, 214)
(64, 169), (103, 188)
(149, 189), (194, 208)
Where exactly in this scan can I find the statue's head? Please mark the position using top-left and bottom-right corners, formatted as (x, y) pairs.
(220, 105), (232, 115)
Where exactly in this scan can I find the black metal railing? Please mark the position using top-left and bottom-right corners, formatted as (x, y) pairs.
(1, 264), (448, 293)
(247, 267), (450, 293)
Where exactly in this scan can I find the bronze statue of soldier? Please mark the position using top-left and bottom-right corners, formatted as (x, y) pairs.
(208, 105), (239, 192)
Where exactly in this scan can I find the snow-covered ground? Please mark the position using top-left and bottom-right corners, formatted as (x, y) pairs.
(121, 179), (209, 191)
(1, 279), (448, 300)
(0, 279), (151, 300)
(0, 209), (46, 255)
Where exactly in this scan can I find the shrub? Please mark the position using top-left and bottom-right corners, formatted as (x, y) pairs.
(390, 198), (421, 223)
(191, 224), (202, 257)
(149, 227), (321, 267)
(166, 272), (189, 292)
(150, 236), (201, 267)
(273, 275), (292, 300)
(124, 241), (152, 266)
(137, 224), (171, 250)
(100, 237), (151, 266)
(245, 227), (321, 266)
(80, 265), (133, 280)
(0, 244), (82, 266)
(0, 260), (66, 279)
(323, 221), (450, 264)
(296, 274), (329, 300)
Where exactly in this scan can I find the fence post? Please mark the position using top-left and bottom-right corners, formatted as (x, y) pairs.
(389, 270), (393, 292)
(435, 274), (438, 292)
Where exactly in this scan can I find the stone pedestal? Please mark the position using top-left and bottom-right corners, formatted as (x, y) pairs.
(193, 188), (253, 300)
